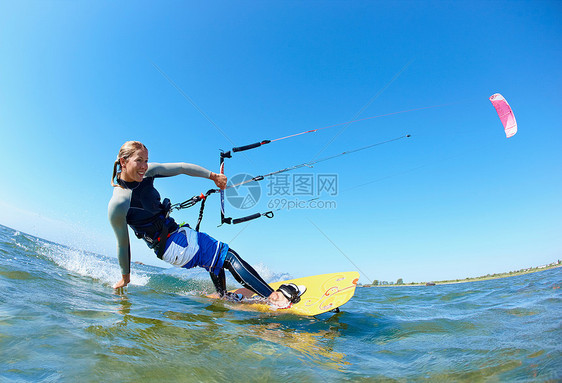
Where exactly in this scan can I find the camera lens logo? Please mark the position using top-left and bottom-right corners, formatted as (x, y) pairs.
(224, 173), (261, 210)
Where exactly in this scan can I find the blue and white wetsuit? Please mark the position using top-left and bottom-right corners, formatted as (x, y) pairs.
(108, 162), (273, 298)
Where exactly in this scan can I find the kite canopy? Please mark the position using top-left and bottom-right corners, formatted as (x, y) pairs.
(489, 93), (517, 138)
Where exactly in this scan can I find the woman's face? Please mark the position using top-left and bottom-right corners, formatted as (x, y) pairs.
(120, 148), (148, 183)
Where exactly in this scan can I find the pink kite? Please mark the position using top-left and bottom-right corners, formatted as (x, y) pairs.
(489, 93), (517, 138)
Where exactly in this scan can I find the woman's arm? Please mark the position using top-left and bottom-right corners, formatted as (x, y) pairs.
(108, 189), (132, 288)
(147, 163), (211, 178)
(147, 162), (227, 189)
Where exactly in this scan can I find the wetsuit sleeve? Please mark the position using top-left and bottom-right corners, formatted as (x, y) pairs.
(108, 189), (132, 275)
(146, 163), (212, 179)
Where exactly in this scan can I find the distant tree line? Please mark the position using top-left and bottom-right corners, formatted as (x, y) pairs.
(372, 278), (404, 286)
(366, 260), (562, 287)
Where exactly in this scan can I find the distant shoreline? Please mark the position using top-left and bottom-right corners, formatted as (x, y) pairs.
(362, 262), (561, 287)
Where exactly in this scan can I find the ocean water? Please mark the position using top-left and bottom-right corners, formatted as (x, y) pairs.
(0, 224), (560, 382)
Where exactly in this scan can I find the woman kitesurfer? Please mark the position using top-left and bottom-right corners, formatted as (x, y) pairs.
(108, 141), (304, 307)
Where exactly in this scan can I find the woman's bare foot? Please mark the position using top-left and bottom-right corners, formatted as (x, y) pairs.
(267, 291), (291, 308)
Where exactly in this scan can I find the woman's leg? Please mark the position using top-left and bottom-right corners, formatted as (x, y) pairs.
(223, 249), (274, 298)
(209, 269), (227, 296)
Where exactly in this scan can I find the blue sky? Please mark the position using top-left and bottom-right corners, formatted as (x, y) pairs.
(1, 1), (560, 284)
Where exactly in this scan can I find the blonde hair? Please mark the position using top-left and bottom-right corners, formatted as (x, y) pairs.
(111, 141), (148, 187)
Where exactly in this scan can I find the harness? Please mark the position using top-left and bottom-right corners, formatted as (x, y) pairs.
(129, 198), (177, 259)
(138, 189), (230, 260)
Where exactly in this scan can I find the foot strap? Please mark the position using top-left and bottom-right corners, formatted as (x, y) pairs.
(277, 283), (306, 304)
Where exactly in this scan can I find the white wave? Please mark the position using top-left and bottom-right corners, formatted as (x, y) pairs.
(10, 231), (29, 251)
(253, 262), (293, 283)
(37, 242), (150, 287)
(164, 261), (292, 285)
(11, 240), (29, 251)
(159, 261), (292, 296)
(162, 266), (210, 281)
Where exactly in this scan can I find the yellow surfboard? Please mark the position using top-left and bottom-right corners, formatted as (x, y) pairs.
(219, 271), (360, 316)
